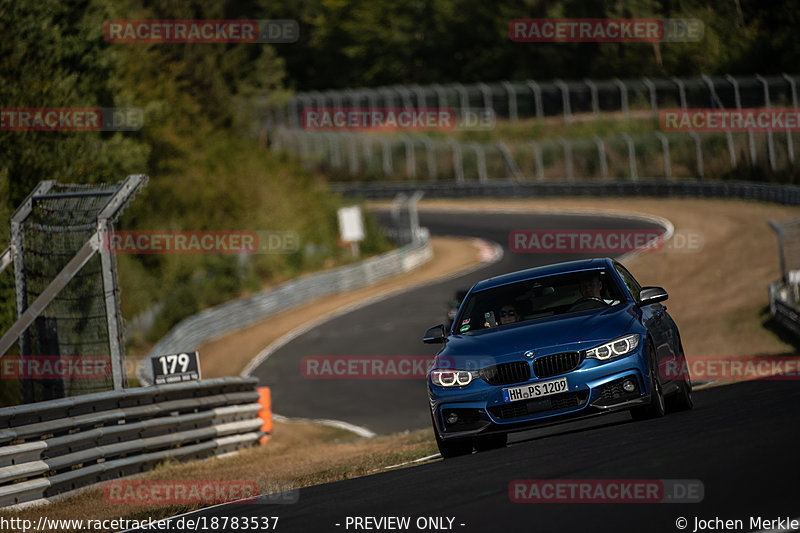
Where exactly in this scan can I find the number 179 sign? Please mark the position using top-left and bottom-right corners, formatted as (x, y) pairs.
(152, 351), (201, 384)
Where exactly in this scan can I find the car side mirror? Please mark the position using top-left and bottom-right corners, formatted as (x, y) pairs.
(423, 324), (446, 344)
(639, 286), (668, 305)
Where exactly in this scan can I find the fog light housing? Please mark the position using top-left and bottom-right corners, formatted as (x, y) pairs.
(446, 412), (459, 424)
(622, 379), (636, 393)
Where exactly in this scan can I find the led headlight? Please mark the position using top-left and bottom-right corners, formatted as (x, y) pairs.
(585, 334), (639, 361)
(430, 369), (480, 387)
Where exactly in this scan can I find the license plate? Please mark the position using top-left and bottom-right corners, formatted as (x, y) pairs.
(503, 377), (568, 403)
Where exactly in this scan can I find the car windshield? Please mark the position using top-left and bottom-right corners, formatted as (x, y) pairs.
(455, 268), (624, 333)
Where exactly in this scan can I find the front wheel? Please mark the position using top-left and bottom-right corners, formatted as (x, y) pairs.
(668, 345), (693, 412)
(431, 411), (473, 458)
(630, 341), (666, 420)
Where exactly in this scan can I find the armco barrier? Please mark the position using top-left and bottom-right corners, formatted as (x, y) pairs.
(0, 377), (263, 508)
(138, 231), (432, 385)
(330, 179), (800, 205)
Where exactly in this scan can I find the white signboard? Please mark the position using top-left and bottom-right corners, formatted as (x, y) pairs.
(337, 206), (365, 243)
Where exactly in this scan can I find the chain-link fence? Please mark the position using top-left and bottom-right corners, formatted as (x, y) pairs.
(269, 74), (799, 128)
(271, 127), (799, 181)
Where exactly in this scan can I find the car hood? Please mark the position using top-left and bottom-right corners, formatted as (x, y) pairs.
(437, 305), (638, 367)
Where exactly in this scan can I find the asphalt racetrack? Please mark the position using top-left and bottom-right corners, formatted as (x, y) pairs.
(134, 210), (800, 533)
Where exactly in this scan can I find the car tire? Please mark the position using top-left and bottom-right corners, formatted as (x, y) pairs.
(630, 340), (666, 420)
(436, 435), (474, 458)
(431, 412), (473, 458)
(474, 433), (507, 452)
(668, 345), (693, 412)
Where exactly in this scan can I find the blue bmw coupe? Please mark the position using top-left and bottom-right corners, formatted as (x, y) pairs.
(424, 258), (692, 458)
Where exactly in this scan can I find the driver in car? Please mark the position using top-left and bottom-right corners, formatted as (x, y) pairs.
(484, 304), (519, 327)
(578, 274), (616, 304)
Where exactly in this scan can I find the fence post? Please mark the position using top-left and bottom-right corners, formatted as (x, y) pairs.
(592, 135), (609, 179)
(497, 141), (523, 181)
(756, 74), (777, 170)
(400, 134), (416, 180)
(529, 140), (544, 181)
(502, 81), (518, 122)
(671, 77), (687, 110)
(420, 136), (437, 180)
(470, 143), (488, 182)
(477, 82), (493, 114)
(621, 133), (638, 180)
(380, 137), (393, 178)
(554, 79), (572, 124)
(585, 79), (600, 117)
(558, 137), (574, 180)
(642, 77), (658, 118)
(689, 131), (704, 178)
(654, 132), (671, 178)
(450, 139), (465, 183)
(614, 78), (629, 119)
(526, 80), (544, 121)
(454, 83), (470, 116)
(782, 74), (797, 164)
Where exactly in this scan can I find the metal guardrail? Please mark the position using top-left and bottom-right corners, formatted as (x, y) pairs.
(138, 232), (432, 385)
(330, 179), (800, 205)
(0, 377), (262, 508)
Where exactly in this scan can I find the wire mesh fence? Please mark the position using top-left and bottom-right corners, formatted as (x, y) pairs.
(269, 74), (799, 128)
(271, 127), (800, 182)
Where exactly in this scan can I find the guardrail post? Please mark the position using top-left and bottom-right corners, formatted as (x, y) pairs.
(526, 80), (544, 121)
(592, 135), (609, 178)
(554, 79), (572, 124)
(529, 140), (544, 181)
(501, 82), (518, 122)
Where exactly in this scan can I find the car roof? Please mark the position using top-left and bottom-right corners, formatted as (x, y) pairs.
(471, 257), (615, 292)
